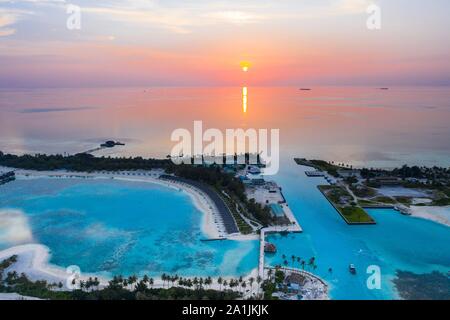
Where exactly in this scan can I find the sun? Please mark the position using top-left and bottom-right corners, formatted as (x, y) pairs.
(240, 61), (251, 72)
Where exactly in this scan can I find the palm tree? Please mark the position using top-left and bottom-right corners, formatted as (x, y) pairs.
(135, 280), (148, 292)
(308, 257), (316, 270)
(256, 276), (262, 297)
(79, 280), (85, 291)
(291, 255), (296, 267)
(267, 269), (273, 281)
(149, 278), (154, 288)
(217, 276), (223, 291)
(205, 276), (212, 289)
(296, 257), (301, 269)
(249, 277), (255, 295)
(128, 275), (137, 290)
(93, 277), (100, 290)
(238, 276), (243, 293)
(193, 277), (199, 290)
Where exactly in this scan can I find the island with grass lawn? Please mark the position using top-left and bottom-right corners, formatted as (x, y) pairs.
(296, 158), (450, 226)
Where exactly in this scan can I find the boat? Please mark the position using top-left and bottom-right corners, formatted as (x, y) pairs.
(349, 264), (356, 274)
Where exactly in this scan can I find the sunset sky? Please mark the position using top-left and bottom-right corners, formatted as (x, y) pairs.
(0, 0), (449, 87)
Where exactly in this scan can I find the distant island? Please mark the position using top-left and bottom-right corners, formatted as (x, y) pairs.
(100, 140), (125, 148)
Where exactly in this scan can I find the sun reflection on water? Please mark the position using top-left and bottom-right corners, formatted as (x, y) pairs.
(242, 86), (248, 113)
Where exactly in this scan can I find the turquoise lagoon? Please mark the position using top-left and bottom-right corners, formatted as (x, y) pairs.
(0, 178), (258, 278)
(265, 159), (450, 300)
(0, 164), (449, 299)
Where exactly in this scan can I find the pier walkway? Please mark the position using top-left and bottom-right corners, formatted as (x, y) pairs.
(258, 204), (302, 278)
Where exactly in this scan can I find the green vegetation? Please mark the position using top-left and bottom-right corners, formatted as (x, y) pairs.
(1, 257), (243, 300)
(431, 197), (450, 206)
(357, 199), (377, 206)
(372, 196), (396, 204)
(339, 206), (374, 223)
(318, 185), (375, 224)
(394, 196), (412, 206)
(0, 255), (17, 277)
(0, 152), (170, 172)
(350, 185), (377, 198)
(220, 193), (253, 234)
(294, 158), (341, 177)
(318, 185), (352, 203)
(309, 160), (340, 177)
(168, 164), (274, 228)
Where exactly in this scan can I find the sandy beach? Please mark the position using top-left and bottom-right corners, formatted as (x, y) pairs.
(409, 205), (450, 227)
(0, 244), (78, 289)
(0, 243), (263, 298)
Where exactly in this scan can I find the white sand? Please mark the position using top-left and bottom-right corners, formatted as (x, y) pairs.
(0, 244), (262, 299)
(0, 293), (42, 300)
(0, 244), (75, 289)
(409, 205), (450, 227)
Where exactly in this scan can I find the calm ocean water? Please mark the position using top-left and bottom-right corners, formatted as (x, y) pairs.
(0, 86), (449, 299)
(1, 86), (449, 167)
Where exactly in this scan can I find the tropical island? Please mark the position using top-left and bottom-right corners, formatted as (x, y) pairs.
(0, 151), (298, 233)
(0, 151), (314, 300)
(295, 158), (450, 226)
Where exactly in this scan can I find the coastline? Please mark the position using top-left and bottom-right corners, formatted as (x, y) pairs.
(8, 169), (223, 239)
(0, 244), (94, 289)
(0, 169), (263, 296)
(0, 243), (262, 298)
(408, 205), (450, 227)
(0, 168), (329, 300)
